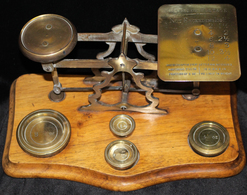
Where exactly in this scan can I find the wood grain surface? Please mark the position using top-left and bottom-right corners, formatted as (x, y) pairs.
(2, 74), (246, 191)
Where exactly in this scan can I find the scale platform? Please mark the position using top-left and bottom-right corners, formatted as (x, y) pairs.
(3, 4), (246, 191)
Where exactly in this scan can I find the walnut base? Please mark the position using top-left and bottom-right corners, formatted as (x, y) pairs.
(2, 74), (246, 191)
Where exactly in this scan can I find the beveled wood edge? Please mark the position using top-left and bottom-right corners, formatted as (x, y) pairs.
(2, 78), (246, 191)
(2, 80), (16, 177)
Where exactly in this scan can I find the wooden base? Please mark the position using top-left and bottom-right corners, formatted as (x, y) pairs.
(3, 74), (246, 191)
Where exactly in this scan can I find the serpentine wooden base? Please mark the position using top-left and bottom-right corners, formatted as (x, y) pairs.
(3, 74), (246, 191)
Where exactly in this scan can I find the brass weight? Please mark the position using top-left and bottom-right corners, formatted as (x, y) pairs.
(16, 109), (71, 157)
(188, 121), (229, 157)
(105, 140), (139, 170)
(109, 114), (135, 137)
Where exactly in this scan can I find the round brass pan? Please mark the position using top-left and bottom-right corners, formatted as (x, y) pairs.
(19, 14), (77, 63)
(16, 109), (71, 157)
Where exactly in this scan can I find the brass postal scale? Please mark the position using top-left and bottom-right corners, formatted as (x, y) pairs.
(2, 4), (246, 191)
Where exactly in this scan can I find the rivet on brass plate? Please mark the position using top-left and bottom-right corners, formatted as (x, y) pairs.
(188, 121), (229, 157)
(194, 46), (202, 53)
(16, 109), (71, 157)
(105, 140), (139, 170)
(109, 114), (135, 137)
(194, 29), (202, 36)
(19, 14), (77, 63)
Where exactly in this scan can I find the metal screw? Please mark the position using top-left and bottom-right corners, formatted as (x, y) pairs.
(194, 46), (202, 53)
(120, 106), (127, 110)
(194, 29), (202, 36)
(45, 67), (52, 72)
(192, 89), (200, 96)
(46, 24), (52, 30)
(53, 87), (61, 94)
(42, 41), (49, 47)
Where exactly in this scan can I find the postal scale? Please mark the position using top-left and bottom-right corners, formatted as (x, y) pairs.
(2, 4), (246, 191)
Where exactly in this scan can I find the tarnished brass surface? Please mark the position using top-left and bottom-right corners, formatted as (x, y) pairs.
(19, 14), (77, 63)
(48, 91), (65, 102)
(188, 121), (229, 157)
(158, 4), (240, 81)
(76, 19), (166, 114)
(105, 140), (139, 170)
(16, 109), (71, 157)
(109, 115), (135, 137)
(53, 59), (158, 70)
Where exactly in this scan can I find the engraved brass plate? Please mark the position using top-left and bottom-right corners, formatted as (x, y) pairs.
(188, 121), (229, 157)
(158, 4), (240, 81)
(17, 109), (71, 157)
(105, 140), (139, 170)
(19, 14), (77, 63)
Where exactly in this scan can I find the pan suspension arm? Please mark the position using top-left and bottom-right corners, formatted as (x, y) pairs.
(30, 17), (197, 114)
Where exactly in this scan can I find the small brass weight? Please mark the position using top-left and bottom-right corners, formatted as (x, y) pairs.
(5, 3), (244, 191)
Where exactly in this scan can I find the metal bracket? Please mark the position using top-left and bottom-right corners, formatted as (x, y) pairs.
(78, 20), (166, 114)
(79, 54), (166, 114)
(40, 19), (196, 114)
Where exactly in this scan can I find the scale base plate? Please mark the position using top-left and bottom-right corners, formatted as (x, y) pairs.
(3, 74), (246, 191)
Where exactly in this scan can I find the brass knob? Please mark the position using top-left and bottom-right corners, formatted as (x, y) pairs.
(188, 121), (229, 157)
(17, 109), (71, 157)
(19, 14), (77, 63)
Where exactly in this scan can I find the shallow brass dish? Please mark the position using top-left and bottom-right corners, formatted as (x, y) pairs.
(19, 14), (77, 63)
(16, 109), (71, 157)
